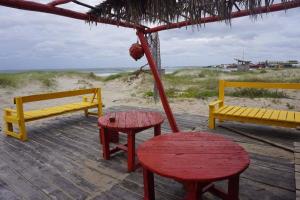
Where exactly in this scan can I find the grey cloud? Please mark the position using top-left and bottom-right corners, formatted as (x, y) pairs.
(0, 5), (299, 69)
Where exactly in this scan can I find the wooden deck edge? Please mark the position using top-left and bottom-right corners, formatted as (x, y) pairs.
(294, 142), (300, 199)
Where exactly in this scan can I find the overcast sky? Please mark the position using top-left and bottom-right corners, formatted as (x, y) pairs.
(0, 3), (299, 70)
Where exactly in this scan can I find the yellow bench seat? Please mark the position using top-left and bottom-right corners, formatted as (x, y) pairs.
(6, 102), (99, 122)
(214, 105), (300, 128)
(214, 105), (300, 125)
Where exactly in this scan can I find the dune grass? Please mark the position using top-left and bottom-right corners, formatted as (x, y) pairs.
(144, 68), (300, 99)
(0, 71), (103, 88)
(103, 72), (130, 82)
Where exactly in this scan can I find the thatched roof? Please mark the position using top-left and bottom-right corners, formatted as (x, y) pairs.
(88, 0), (287, 26)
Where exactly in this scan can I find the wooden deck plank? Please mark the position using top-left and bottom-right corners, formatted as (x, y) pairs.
(0, 140), (89, 199)
(0, 178), (22, 200)
(0, 162), (51, 200)
(0, 106), (296, 200)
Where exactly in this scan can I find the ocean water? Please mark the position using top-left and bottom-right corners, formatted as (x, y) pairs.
(0, 66), (193, 76)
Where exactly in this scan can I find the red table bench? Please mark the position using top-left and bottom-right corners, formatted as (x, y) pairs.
(137, 132), (250, 200)
(98, 111), (164, 172)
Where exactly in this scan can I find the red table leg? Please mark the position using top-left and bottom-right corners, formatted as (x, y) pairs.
(127, 131), (136, 172)
(100, 128), (110, 160)
(228, 175), (240, 200)
(184, 182), (202, 200)
(154, 124), (161, 136)
(143, 167), (155, 200)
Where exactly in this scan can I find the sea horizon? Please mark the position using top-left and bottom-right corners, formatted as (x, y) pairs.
(0, 66), (206, 76)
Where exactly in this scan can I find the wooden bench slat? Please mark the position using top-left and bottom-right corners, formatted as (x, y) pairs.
(226, 106), (241, 115)
(286, 111), (295, 122)
(218, 106), (235, 114)
(270, 110), (281, 120)
(232, 107), (248, 116)
(253, 109), (267, 119)
(215, 105), (228, 113)
(278, 111), (288, 121)
(240, 108), (253, 117)
(246, 108), (260, 118)
(295, 112), (300, 123)
(262, 110), (274, 119)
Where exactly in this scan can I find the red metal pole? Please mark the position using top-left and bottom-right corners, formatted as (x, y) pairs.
(48, 0), (72, 7)
(145, 0), (300, 33)
(137, 31), (179, 133)
(0, 0), (143, 30)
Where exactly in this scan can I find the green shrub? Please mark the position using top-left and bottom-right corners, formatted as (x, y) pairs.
(104, 73), (129, 82)
(228, 88), (288, 99)
(0, 75), (18, 88)
(144, 91), (154, 97)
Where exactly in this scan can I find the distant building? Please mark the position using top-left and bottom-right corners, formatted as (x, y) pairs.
(234, 58), (251, 71)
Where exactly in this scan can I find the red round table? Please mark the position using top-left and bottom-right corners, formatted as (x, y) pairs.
(98, 111), (164, 172)
(137, 132), (250, 200)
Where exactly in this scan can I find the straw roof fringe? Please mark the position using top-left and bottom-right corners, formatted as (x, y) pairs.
(88, 0), (287, 25)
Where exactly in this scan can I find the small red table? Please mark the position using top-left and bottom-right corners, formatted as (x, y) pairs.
(98, 111), (164, 172)
(137, 132), (250, 200)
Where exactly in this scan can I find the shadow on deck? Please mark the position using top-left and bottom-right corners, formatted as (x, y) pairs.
(0, 106), (298, 200)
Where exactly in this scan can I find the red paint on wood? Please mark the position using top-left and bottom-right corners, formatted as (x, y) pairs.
(143, 167), (155, 200)
(98, 111), (164, 172)
(47, 0), (71, 7)
(137, 31), (179, 133)
(137, 132), (250, 182)
(0, 0), (143, 29)
(137, 132), (250, 199)
(98, 111), (164, 131)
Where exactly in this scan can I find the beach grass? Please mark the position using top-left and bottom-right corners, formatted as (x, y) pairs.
(0, 71), (103, 88)
(1, 68), (299, 100)
(143, 68), (300, 99)
(104, 72), (130, 82)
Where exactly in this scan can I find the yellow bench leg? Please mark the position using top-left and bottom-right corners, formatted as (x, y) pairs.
(4, 120), (27, 141)
(82, 96), (89, 117)
(209, 115), (215, 129)
(5, 121), (13, 134)
(18, 120), (27, 141)
(209, 107), (216, 129)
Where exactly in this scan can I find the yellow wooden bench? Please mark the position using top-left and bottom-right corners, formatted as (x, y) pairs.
(3, 88), (102, 141)
(209, 80), (300, 129)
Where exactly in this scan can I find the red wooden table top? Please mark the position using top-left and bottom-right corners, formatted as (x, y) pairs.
(98, 111), (164, 131)
(137, 132), (250, 182)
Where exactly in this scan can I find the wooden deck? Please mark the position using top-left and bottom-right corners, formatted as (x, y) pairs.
(0, 106), (298, 200)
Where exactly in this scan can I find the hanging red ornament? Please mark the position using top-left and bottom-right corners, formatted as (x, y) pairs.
(129, 43), (144, 61)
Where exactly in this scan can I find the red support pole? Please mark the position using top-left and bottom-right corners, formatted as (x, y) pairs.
(47, 0), (72, 7)
(137, 31), (179, 133)
(0, 0), (143, 30)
